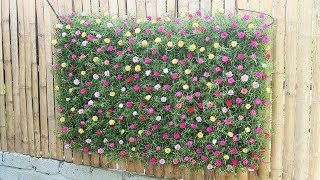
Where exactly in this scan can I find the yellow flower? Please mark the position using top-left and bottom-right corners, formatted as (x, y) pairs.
(155, 37), (161, 43)
(165, 148), (171, 154)
(138, 130), (143, 135)
(120, 129), (125, 134)
(231, 41), (238, 47)
(125, 65), (131, 71)
(81, 32), (87, 38)
(80, 20), (85, 24)
(54, 86), (59, 91)
(71, 107), (75, 112)
(266, 87), (272, 93)
(165, 17), (171, 21)
(151, 19), (157, 24)
(66, 25), (71, 29)
(200, 47), (205, 52)
(93, 57), (99, 63)
(125, 31), (132, 37)
(217, 8), (224, 13)
(131, 147), (136, 151)
(180, 12), (186, 18)
(135, 28), (141, 34)
(172, 59), (178, 64)
(192, 22), (199, 28)
(112, 15), (117, 20)
(68, 88), (73, 93)
(248, 23), (255, 29)
(145, 95), (152, 101)
(104, 11), (109, 16)
(118, 40), (123, 46)
(197, 132), (204, 138)
(78, 128), (84, 134)
(245, 104), (251, 109)
(183, 85), (189, 90)
(92, 116), (98, 122)
(178, 41), (184, 47)
(109, 119), (115, 125)
(227, 132), (234, 137)
(223, 155), (229, 160)
(137, 19), (143, 24)
(59, 117), (65, 123)
(242, 148), (248, 153)
(189, 44), (196, 51)
(245, 127), (251, 133)
(214, 42), (220, 49)
(61, 63), (67, 68)
(104, 38), (110, 43)
(185, 69), (191, 75)
(142, 40), (148, 46)
(81, 71), (86, 76)
(167, 41), (173, 47)
(208, 54), (214, 59)
(109, 91), (115, 97)
(55, 24), (61, 28)
(135, 65), (141, 72)
(96, 19), (101, 24)
(265, 45), (271, 51)
(210, 116), (216, 122)
(207, 82), (213, 88)
(51, 39), (57, 45)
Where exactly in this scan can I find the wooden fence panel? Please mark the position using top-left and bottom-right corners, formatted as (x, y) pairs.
(146, 0), (157, 17)
(167, 0), (177, 17)
(74, 0), (83, 13)
(127, 0), (136, 15)
(156, 0), (166, 17)
(108, 0), (119, 16)
(211, 0), (224, 12)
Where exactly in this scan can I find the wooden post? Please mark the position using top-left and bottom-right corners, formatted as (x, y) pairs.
(156, 0), (166, 17)
(146, 0), (157, 18)
(126, 0), (136, 16)
(224, 0), (236, 14)
(270, 0), (286, 179)
(136, 0), (146, 18)
(293, 0), (313, 179)
(211, 0), (224, 13)
(309, 0), (320, 179)
(100, 0), (109, 13)
(178, 0), (188, 14)
(91, 0), (100, 15)
(108, 0), (119, 16)
(237, 171), (248, 180)
(282, 0), (298, 179)
(74, 0), (83, 13)
(118, 0), (126, 16)
(201, 0), (211, 13)
(82, 0), (91, 15)
(188, 0), (200, 13)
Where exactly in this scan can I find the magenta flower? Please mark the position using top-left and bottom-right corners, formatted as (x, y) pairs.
(221, 32), (228, 39)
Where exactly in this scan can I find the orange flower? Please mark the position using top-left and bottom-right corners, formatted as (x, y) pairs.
(176, 103), (182, 109)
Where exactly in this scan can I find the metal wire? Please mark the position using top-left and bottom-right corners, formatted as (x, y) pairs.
(45, 0), (62, 23)
(237, 8), (275, 26)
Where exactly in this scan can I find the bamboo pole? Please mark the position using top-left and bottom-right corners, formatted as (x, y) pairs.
(0, 0), (7, 151)
(145, 164), (154, 176)
(173, 165), (182, 179)
(154, 164), (165, 177)
(82, 153), (91, 165)
(183, 167), (192, 180)
(293, 0), (313, 179)
(248, 171), (258, 180)
(17, 0), (29, 155)
(91, 0), (100, 15)
(82, 0), (91, 15)
(134, 160), (145, 174)
(2, 0), (15, 152)
(73, 150), (83, 165)
(214, 170), (225, 180)
(309, 0), (320, 179)
(192, 170), (204, 180)
(100, 0), (109, 13)
(126, 157), (135, 172)
(118, 0), (126, 16)
(117, 159), (127, 170)
(166, 0), (177, 17)
(108, 0), (119, 16)
(270, 0), (286, 179)
(188, 0), (200, 13)
(156, 0), (166, 17)
(74, 0), (83, 13)
(25, 0), (37, 157)
(126, 0), (136, 16)
(146, 0), (157, 18)
(100, 156), (109, 168)
(282, 0), (298, 179)
(136, 0), (146, 18)
(211, 0), (224, 13)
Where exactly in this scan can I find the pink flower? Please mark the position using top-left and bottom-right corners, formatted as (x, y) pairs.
(186, 140), (193, 147)
(173, 133), (180, 139)
(221, 32), (228, 39)
(97, 129), (102, 135)
(156, 146), (161, 151)
(126, 101), (133, 107)
(238, 32), (246, 38)
(255, 30), (262, 37)
(163, 133), (169, 139)
(215, 160), (222, 166)
(238, 65), (244, 71)
(220, 141), (226, 146)
(96, 47), (102, 53)
(225, 119), (232, 125)
(243, 15), (250, 20)
(87, 34), (94, 41)
(205, 36), (211, 42)
(172, 73), (179, 80)
(134, 85), (140, 91)
(150, 158), (157, 165)
(175, 144), (181, 150)
(215, 25), (221, 31)
(147, 108), (154, 115)
(180, 122), (186, 129)
(238, 54), (244, 60)
(63, 126), (68, 132)
(184, 156), (190, 161)
(214, 151), (221, 156)
(250, 109), (257, 116)
(255, 98), (262, 105)
(206, 144), (212, 150)
(233, 136), (239, 142)
(83, 147), (89, 153)
(228, 78), (235, 84)
(236, 98), (243, 104)
(242, 159), (249, 165)
(256, 127), (263, 133)
(222, 56), (229, 62)
(98, 148), (104, 154)
(173, 159), (179, 165)
(251, 40), (258, 47)
(201, 156), (207, 161)
(152, 124), (158, 130)
(249, 138), (255, 144)
(179, 29), (186, 36)
(231, 22), (238, 28)
(231, 148), (238, 154)
(158, 26), (164, 32)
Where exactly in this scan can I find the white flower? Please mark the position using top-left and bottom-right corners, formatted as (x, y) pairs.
(119, 140), (124, 144)
(122, 15), (128, 20)
(145, 70), (151, 76)
(96, 34), (102, 39)
(78, 109), (84, 114)
(82, 41), (88, 46)
(94, 92), (100, 97)
(156, 116), (161, 121)
(226, 71), (233, 77)
(241, 74), (249, 82)
(66, 98), (70, 101)
(132, 111), (138, 116)
(88, 100), (94, 106)
(106, 23), (113, 28)
(160, 97), (167, 102)
(73, 79), (80, 85)
(105, 70), (110, 77)
(212, 139), (217, 144)
(121, 87), (126, 92)
(207, 164), (213, 170)
(228, 90), (234, 96)
(252, 82), (260, 89)
(154, 84), (161, 90)
(196, 116), (202, 122)
(133, 56), (139, 63)
(262, 63), (267, 68)
(62, 32), (67, 37)
(93, 74), (99, 80)
(103, 138), (108, 143)
(81, 12), (86, 16)
(119, 103), (124, 108)
(163, 68), (169, 74)
(65, 144), (70, 149)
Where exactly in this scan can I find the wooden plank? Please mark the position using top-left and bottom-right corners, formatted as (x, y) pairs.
(204, 169), (215, 180)
(65, 0), (73, 13)
(118, 0), (126, 16)
(237, 0), (249, 16)
(74, 0), (83, 13)
(215, 171), (225, 180)
(167, 0), (177, 17)
(100, 0), (109, 12)
(126, 157), (135, 172)
(225, 0), (236, 14)
(134, 160), (145, 174)
(310, 1), (320, 179)
(108, 0), (119, 16)
(100, 156), (109, 168)
(145, 164), (154, 176)
(157, 0), (166, 17)
(178, 0), (188, 14)
(82, 153), (91, 165)
(109, 161), (117, 169)
(173, 165), (182, 179)
(247, 0), (260, 16)
(201, 0), (211, 13)
(192, 170), (204, 180)
(0, 0), (7, 151)
(37, 0), (49, 158)
(17, 0), (29, 155)
(270, 0), (286, 179)
(188, 0), (200, 13)
(212, 0), (224, 12)
(117, 159), (127, 170)
(237, 171), (248, 180)
(146, 0), (157, 18)
(164, 165), (173, 178)
(73, 150), (83, 165)
(183, 168), (193, 180)
(136, 0), (146, 18)
(91, 0), (100, 15)
(248, 171), (258, 180)
(90, 154), (100, 167)
(82, 0), (91, 15)
(281, 0), (298, 180)
(293, 0), (313, 179)
(226, 174), (235, 180)
(2, 0), (15, 152)
(154, 164), (165, 177)
(126, 0), (136, 16)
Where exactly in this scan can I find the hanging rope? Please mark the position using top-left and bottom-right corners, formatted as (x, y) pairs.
(237, 8), (275, 26)
(45, 0), (62, 23)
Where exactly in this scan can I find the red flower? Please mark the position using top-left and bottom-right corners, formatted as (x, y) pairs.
(200, 26), (205, 32)
(261, 147), (266, 152)
(226, 99), (233, 107)
(140, 102), (145, 108)
(70, 65), (75, 71)
(167, 31), (172, 37)
(188, 14), (193, 19)
(141, 116), (146, 122)
(188, 107), (195, 114)
(69, 113), (74, 117)
(264, 132), (270, 138)
(266, 54), (271, 59)
(156, 17), (161, 21)
(108, 108), (114, 114)
(120, 150), (126, 156)
(253, 153), (259, 158)
(126, 77), (133, 83)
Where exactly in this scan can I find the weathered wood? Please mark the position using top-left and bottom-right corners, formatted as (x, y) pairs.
(167, 0), (177, 17)
(74, 0), (83, 13)
(154, 164), (165, 177)
(164, 165), (173, 178)
(201, 0), (211, 13)
(136, 0), (146, 18)
(73, 150), (83, 165)
(100, 0), (109, 13)
(204, 169), (215, 180)
(145, 164), (154, 176)
(90, 154), (100, 167)
(225, 0), (236, 14)
(156, 0), (166, 17)
(118, 0), (126, 16)
(237, 170), (248, 180)
(178, 0), (188, 14)
(214, 170), (225, 180)
(82, 153), (91, 165)
(146, 0), (157, 18)
(188, 0), (200, 13)
(211, 0), (224, 13)
(192, 170), (204, 180)
(82, 0), (91, 15)
(126, 0), (136, 16)
(91, 0), (100, 15)
(108, 0), (119, 16)
(117, 159), (127, 170)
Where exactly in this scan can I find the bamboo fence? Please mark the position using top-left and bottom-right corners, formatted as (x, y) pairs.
(0, 0), (319, 179)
